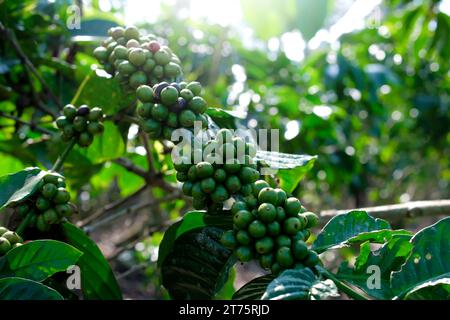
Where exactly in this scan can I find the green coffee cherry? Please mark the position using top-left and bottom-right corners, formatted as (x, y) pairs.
(258, 203), (277, 223)
(63, 104), (77, 121)
(0, 237), (11, 255)
(304, 251), (320, 267)
(284, 217), (302, 235)
(191, 182), (203, 199)
(225, 175), (241, 193)
(276, 206), (286, 221)
(196, 162), (214, 178)
(271, 262), (282, 275)
(154, 50), (171, 65)
(36, 197), (50, 211)
(252, 180), (270, 197)
(244, 194), (258, 209)
(258, 188), (278, 204)
(160, 86), (179, 105)
(255, 237), (274, 254)
(55, 204), (74, 218)
(57, 105), (104, 148)
(36, 214), (49, 232)
(200, 178), (216, 194)
(128, 48), (146, 66)
(2, 231), (22, 245)
(214, 168), (227, 183)
(220, 230), (237, 249)
(231, 201), (248, 215)
(186, 82), (202, 96)
(124, 26), (140, 40)
(235, 246), (252, 262)
(41, 183), (57, 199)
(236, 230), (251, 245)
(276, 247), (294, 268)
(267, 221), (281, 236)
(211, 185), (230, 204)
(285, 197), (301, 216)
(179, 110), (196, 127)
(248, 220), (266, 239)
(227, 180), (317, 273)
(0, 227), (7, 236)
(292, 240), (309, 260)
(276, 235), (292, 248)
(274, 188), (287, 206)
(259, 253), (274, 269)
(43, 209), (58, 224)
(233, 210), (253, 229)
(303, 211), (319, 228)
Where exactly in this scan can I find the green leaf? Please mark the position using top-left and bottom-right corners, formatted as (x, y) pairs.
(277, 156), (316, 193)
(233, 274), (275, 300)
(80, 121), (125, 163)
(3, 240), (83, 282)
(0, 167), (46, 210)
(214, 266), (236, 299)
(391, 217), (450, 299)
(404, 278), (450, 300)
(312, 211), (399, 253)
(205, 107), (244, 129)
(336, 235), (413, 299)
(71, 70), (134, 115)
(0, 277), (63, 300)
(158, 211), (232, 267)
(59, 222), (122, 300)
(161, 226), (234, 299)
(256, 151), (316, 192)
(262, 267), (337, 300)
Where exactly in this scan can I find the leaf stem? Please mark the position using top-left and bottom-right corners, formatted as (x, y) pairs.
(317, 266), (370, 300)
(16, 212), (34, 236)
(51, 138), (76, 172)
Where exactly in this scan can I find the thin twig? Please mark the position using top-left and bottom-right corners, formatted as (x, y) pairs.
(319, 199), (450, 225)
(117, 263), (147, 280)
(112, 157), (177, 192)
(113, 157), (149, 179)
(77, 184), (148, 227)
(0, 112), (54, 135)
(83, 192), (181, 233)
(139, 131), (155, 175)
(0, 22), (62, 111)
(107, 217), (182, 261)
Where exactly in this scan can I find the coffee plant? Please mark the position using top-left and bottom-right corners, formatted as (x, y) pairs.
(0, 1), (448, 301)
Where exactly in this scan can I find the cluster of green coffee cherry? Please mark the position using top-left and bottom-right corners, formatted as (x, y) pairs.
(56, 104), (104, 147)
(174, 129), (260, 211)
(136, 81), (208, 140)
(220, 180), (320, 275)
(93, 26), (182, 90)
(15, 172), (74, 232)
(0, 227), (23, 255)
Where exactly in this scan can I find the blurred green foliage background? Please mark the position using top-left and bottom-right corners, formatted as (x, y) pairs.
(0, 0), (449, 298)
